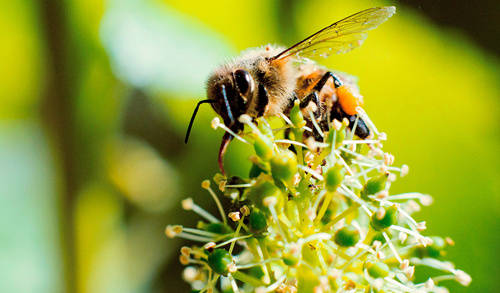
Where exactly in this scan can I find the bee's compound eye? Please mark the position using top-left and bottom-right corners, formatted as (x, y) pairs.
(234, 69), (254, 96)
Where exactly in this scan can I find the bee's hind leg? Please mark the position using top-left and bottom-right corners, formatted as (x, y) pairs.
(347, 114), (370, 139)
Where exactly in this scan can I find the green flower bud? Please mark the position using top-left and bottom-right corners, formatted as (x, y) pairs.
(208, 249), (233, 276)
(248, 266), (265, 279)
(324, 165), (344, 192)
(289, 100), (304, 127)
(270, 150), (298, 183)
(371, 232), (388, 244)
(249, 163), (266, 178)
(361, 173), (389, 200)
(335, 130), (346, 147)
(257, 119), (273, 138)
(249, 210), (268, 234)
(326, 121), (346, 148)
(364, 260), (390, 278)
(254, 134), (273, 161)
(283, 245), (300, 267)
(427, 236), (446, 257)
(283, 254), (300, 267)
(370, 206), (398, 231)
(413, 236), (447, 258)
(246, 176), (283, 213)
(320, 208), (334, 225)
(334, 225), (360, 247)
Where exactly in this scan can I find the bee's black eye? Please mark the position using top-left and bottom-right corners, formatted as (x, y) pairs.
(234, 69), (253, 95)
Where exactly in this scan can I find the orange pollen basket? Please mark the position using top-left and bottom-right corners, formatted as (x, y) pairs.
(337, 85), (363, 115)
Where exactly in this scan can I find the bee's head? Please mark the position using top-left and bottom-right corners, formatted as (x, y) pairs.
(184, 69), (256, 144)
(207, 69), (255, 128)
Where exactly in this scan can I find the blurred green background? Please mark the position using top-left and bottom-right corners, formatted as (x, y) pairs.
(1, 0), (498, 292)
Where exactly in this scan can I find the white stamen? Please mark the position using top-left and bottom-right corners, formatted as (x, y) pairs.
(342, 139), (380, 145)
(384, 277), (414, 292)
(356, 107), (379, 135)
(383, 232), (402, 263)
(177, 232), (213, 242)
(215, 235), (253, 248)
(202, 180), (228, 224)
(339, 185), (372, 216)
(217, 122), (249, 144)
(349, 115), (360, 140)
(182, 227), (221, 238)
(236, 258), (281, 269)
(182, 198), (221, 223)
(301, 233), (332, 244)
(279, 113), (294, 126)
(298, 165), (324, 180)
(308, 110), (324, 138)
(228, 274), (240, 293)
(261, 276), (286, 292)
(390, 225), (423, 241)
(225, 183), (254, 188)
(275, 139), (309, 149)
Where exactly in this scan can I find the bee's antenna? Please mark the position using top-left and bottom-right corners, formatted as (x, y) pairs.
(185, 99), (215, 144)
(221, 85), (235, 125)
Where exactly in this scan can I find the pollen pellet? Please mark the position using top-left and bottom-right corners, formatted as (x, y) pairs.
(270, 150), (298, 183)
(337, 85), (363, 115)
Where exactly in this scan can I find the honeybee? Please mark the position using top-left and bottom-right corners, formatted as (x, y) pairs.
(185, 7), (396, 174)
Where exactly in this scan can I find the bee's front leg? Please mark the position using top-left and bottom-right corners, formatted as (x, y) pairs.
(299, 92), (321, 117)
(299, 71), (340, 117)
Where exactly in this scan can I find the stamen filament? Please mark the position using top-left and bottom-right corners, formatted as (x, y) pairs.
(191, 203), (221, 223)
(275, 139), (309, 149)
(217, 123), (249, 144)
(383, 232), (402, 263)
(204, 183), (228, 224)
(177, 232), (214, 242)
(309, 110), (324, 138)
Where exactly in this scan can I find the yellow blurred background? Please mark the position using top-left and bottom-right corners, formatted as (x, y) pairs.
(1, 0), (498, 292)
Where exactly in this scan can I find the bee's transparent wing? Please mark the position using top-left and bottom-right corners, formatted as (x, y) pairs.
(271, 6), (395, 60)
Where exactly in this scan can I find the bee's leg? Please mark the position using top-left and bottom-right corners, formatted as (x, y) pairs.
(314, 71), (342, 91)
(283, 93), (298, 114)
(348, 114), (370, 139)
(300, 71), (341, 117)
(256, 84), (269, 117)
(299, 92), (321, 117)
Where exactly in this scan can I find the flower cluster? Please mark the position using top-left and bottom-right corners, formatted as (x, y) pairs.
(166, 101), (471, 292)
